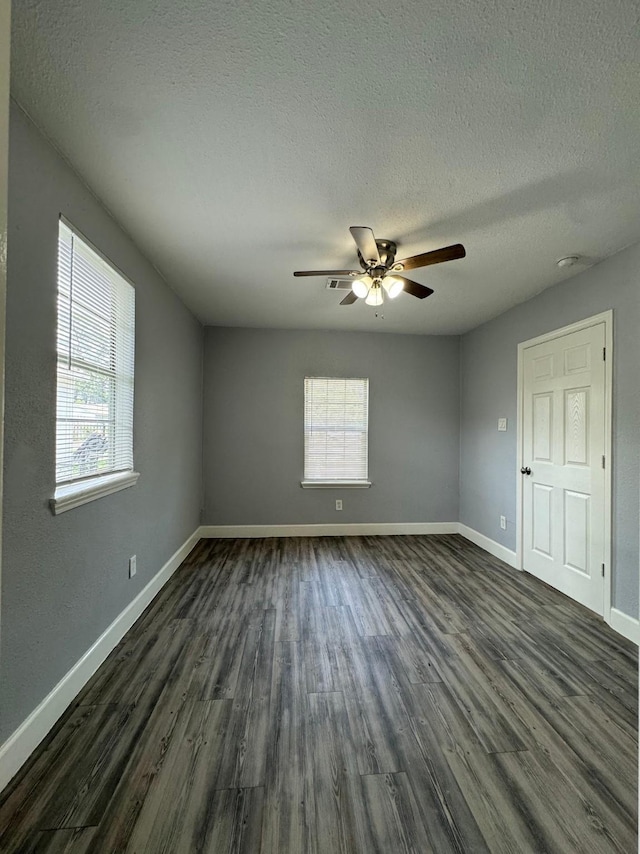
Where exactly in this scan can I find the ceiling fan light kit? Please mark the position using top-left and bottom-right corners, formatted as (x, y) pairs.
(382, 276), (404, 298)
(352, 276), (371, 298)
(294, 226), (466, 308)
(364, 282), (384, 306)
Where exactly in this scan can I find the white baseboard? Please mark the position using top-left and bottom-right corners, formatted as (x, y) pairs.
(608, 607), (640, 645)
(457, 523), (518, 569)
(0, 529), (201, 795)
(198, 522), (459, 538)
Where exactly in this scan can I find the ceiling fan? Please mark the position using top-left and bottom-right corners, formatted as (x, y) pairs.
(294, 226), (466, 306)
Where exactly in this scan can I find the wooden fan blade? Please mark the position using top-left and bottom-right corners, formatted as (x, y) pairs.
(340, 291), (358, 305)
(395, 243), (465, 271)
(293, 270), (360, 277)
(397, 276), (434, 300)
(349, 226), (380, 265)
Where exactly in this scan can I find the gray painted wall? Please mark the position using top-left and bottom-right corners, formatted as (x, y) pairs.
(0, 0), (9, 678)
(0, 103), (204, 744)
(460, 244), (640, 617)
(203, 328), (460, 526)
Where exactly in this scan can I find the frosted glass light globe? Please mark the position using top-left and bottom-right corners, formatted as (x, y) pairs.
(383, 276), (404, 299)
(352, 276), (372, 299)
(365, 283), (384, 306)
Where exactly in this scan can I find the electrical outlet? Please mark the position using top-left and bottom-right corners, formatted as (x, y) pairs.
(335, 499), (343, 511)
(129, 555), (137, 578)
(500, 516), (506, 530)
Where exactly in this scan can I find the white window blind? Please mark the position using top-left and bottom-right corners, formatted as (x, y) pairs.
(304, 377), (369, 482)
(55, 220), (135, 486)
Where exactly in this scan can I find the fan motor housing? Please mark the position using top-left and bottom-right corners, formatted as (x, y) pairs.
(358, 239), (397, 271)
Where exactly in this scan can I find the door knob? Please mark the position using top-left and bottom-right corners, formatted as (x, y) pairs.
(520, 466), (532, 476)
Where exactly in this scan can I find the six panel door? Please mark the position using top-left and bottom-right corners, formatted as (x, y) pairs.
(522, 323), (606, 614)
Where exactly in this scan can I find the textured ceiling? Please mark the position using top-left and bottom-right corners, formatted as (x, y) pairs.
(10, 0), (640, 334)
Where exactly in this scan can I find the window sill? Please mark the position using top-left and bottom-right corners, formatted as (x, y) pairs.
(50, 470), (140, 515)
(300, 480), (372, 489)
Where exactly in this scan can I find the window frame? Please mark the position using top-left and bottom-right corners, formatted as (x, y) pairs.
(50, 216), (139, 515)
(301, 376), (372, 489)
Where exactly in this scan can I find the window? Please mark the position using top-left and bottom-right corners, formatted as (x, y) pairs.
(51, 219), (138, 514)
(302, 377), (371, 487)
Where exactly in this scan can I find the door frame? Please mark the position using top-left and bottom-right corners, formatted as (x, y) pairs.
(515, 310), (613, 619)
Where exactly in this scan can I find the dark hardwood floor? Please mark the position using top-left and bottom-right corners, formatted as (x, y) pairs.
(0, 534), (637, 853)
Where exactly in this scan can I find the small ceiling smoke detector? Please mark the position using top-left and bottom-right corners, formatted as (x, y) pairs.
(556, 255), (581, 268)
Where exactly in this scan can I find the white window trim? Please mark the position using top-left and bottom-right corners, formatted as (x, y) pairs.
(303, 376), (369, 484)
(53, 217), (136, 510)
(301, 480), (372, 488)
(50, 470), (140, 515)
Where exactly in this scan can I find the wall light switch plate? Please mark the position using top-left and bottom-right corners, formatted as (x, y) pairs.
(129, 555), (137, 578)
(500, 516), (507, 530)
(498, 418), (508, 432)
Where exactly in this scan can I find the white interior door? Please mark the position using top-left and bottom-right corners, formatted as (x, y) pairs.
(521, 322), (606, 614)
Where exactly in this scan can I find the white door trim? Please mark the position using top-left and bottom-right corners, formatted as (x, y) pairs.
(516, 310), (613, 620)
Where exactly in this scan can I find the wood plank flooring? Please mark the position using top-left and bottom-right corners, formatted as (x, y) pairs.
(0, 534), (637, 853)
